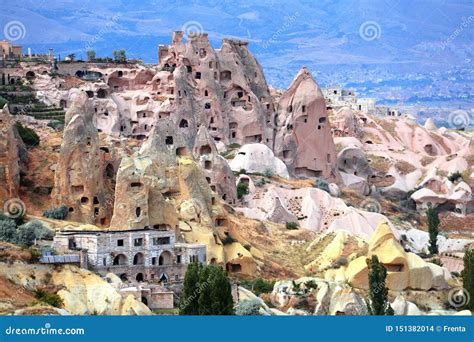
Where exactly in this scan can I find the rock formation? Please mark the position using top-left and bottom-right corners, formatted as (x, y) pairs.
(52, 90), (113, 225)
(339, 222), (451, 291)
(0, 104), (21, 201)
(238, 183), (347, 232)
(337, 146), (372, 195)
(157, 32), (275, 148)
(274, 67), (338, 181)
(0, 262), (151, 315)
(192, 125), (237, 205)
(109, 155), (179, 230)
(229, 143), (289, 178)
(138, 118), (215, 225)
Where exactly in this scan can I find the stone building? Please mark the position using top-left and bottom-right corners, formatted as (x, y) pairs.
(0, 40), (22, 60)
(53, 227), (206, 283)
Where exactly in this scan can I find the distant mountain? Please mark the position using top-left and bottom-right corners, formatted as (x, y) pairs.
(1, 0), (473, 118)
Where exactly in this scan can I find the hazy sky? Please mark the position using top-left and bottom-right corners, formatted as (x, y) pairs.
(1, 0), (472, 89)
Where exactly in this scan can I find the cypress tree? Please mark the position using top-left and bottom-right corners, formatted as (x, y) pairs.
(197, 264), (213, 315)
(180, 263), (234, 315)
(427, 203), (440, 255)
(209, 266), (234, 315)
(367, 255), (394, 315)
(179, 262), (201, 315)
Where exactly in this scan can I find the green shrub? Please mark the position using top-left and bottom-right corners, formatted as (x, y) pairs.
(0, 217), (17, 243)
(15, 122), (40, 147)
(227, 143), (241, 149)
(0, 96), (7, 108)
(237, 182), (249, 199)
(0, 212), (24, 226)
(285, 221), (299, 230)
(47, 120), (63, 130)
(34, 289), (63, 308)
(448, 171), (463, 183)
(304, 280), (318, 290)
(16, 223), (36, 246)
(238, 169), (247, 175)
(332, 256), (348, 268)
(221, 234), (237, 245)
(314, 178), (330, 193)
(263, 168), (274, 178)
(255, 178), (266, 187)
(22, 220), (54, 240)
(43, 205), (68, 220)
(252, 278), (275, 296)
(236, 299), (262, 316)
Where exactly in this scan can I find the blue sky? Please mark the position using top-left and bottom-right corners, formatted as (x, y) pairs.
(1, 0), (472, 105)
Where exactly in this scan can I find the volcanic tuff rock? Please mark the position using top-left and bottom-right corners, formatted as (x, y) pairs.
(0, 262), (150, 315)
(0, 105), (22, 200)
(192, 125), (237, 205)
(138, 118), (215, 225)
(109, 155), (179, 231)
(337, 146), (372, 195)
(158, 31), (275, 148)
(229, 143), (289, 178)
(238, 183), (347, 232)
(340, 222), (451, 291)
(274, 67), (339, 181)
(52, 90), (113, 225)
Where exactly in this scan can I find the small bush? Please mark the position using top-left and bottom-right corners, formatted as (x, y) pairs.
(22, 220), (54, 240)
(227, 143), (241, 149)
(0, 211), (24, 226)
(263, 168), (274, 178)
(47, 120), (63, 130)
(0, 217), (17, 243)
(448, 171), (463, 183)
(0, 96), (7, 108)
(333, 256), (348, 268)
(221, 235), (237, 245)
(430, 258), (443, 267)
(286, 222), (299, 230)
(236, 299), (262, 316)
(252, 278), (275, 296)
(34, 289), (63, 308)
(304, 280), (318, 290)
(314, 178), (330, 193)
(237, 182), (249, 199)
(15, 122), (40, 147)
(238, 169), (247, 175)
(255, 178), (266, 187)
(16, 223), (36, 246)
(43, 205), (68, 220)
